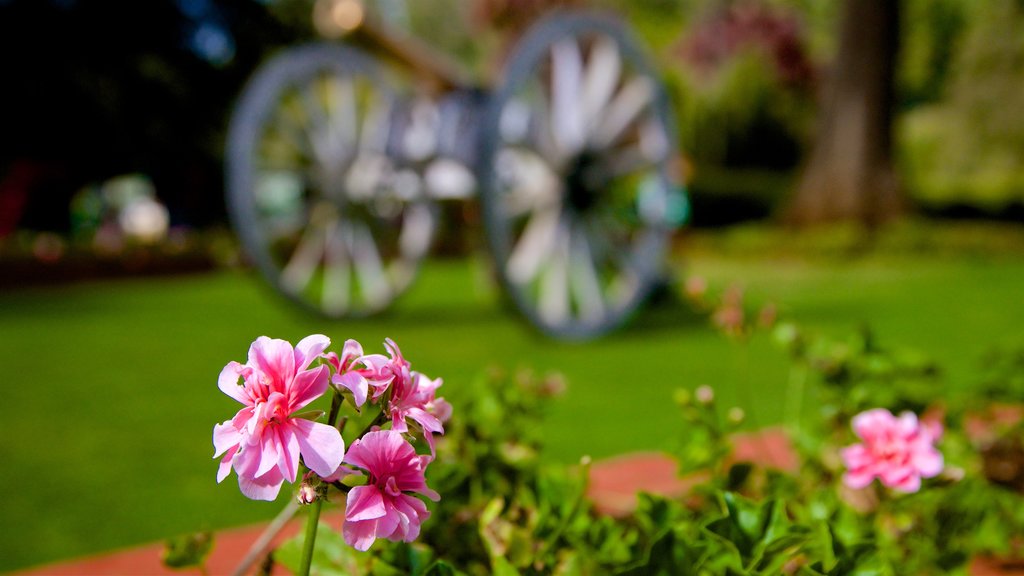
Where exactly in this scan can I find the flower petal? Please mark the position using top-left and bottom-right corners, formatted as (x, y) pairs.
(213, 420), (243, 458)
(913, 448), (943, 478)
(294, 334), (331, 370)
(840, 445), (871, 469)
(343, 430), (399, 474)
(322, 464), (359, 483)
(373, 499), (401, 541)
(238, 469), (284, 501)
(249, 337), (296, 394)
(343, 518), (379, 551)
(890, 473), (921, 493)
(340, 339), (364, 368)
(217, 445), (238, 483)
(255, 431), (282, 478)
(289, 365), (330, 411)
(218, 361), (250, 405)
(852, 408), (894, 441)
(346, 485), (386, 521)
(842, 470), (875, 489)
(277, 425), (301, 483)
(390, 494), (430, 542)
(292, 419), (346, 477)
(406, 408), (444, 434)
(333, 372), (369, 408)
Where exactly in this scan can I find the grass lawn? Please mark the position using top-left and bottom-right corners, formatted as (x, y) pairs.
(2, 226), (1023, 572)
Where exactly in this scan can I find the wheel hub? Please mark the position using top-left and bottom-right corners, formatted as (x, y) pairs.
(564, 150), (603, 214)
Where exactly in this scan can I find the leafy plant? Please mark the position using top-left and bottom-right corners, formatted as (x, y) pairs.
(198, 284), (1024, 575)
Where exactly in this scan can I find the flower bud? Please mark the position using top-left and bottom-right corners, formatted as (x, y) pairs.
(297, 482), (319, 505)
(296, 471), (326, 505)
(695, 385), (715, 405)
(727, 407), (745, 424)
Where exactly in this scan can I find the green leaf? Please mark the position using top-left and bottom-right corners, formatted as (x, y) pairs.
(421, 559), (459, 576)
(161, 532), (212, 569)
(491, 555), (521, 576)
(292, 409), (326, 421)
(275, 524), (369, 576)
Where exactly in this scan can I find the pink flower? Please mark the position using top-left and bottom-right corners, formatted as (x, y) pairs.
(382, 339), (450, 452)
(841, 408), (943, 493)
(341, 429), (439, 551)
(213, 335), (346, 501)
(325, 339), (394, 408)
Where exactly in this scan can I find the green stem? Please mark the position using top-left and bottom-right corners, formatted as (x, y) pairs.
(296, 391), (345, 575)
(356, 409), (389, 439)
(327, 391), (343, 428)
(298, 497), (323, 576)
(784, 364), (807, 434)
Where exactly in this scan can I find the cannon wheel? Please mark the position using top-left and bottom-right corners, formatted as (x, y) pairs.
(226, 43), (436, 318)
(478, 12), (687, 339)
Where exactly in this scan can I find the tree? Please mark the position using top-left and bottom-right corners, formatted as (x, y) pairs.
(783, 0), (906, 226)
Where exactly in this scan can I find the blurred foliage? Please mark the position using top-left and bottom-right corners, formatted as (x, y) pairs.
(666, 2), (816, 172)
(898, 0), (968, 109)
(681, 218), (1024, 261)
(899, 0), (1024, 210)
(629, 1), (818, 226)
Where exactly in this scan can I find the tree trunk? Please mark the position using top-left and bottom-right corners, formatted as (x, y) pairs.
(784, 0), (906, 226)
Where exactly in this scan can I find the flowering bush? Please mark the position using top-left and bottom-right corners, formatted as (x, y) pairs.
(186, 288), (1023, 575)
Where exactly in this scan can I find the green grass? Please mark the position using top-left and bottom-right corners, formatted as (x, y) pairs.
(2, 235), (1024, 572)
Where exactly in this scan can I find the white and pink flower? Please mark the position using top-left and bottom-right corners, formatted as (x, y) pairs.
(326, 339), (394, 408)
(341, 429), (440, 551)
(213, 335), (346, 501)
(382, 339), (451, 453)
(841, 408), (943, 493)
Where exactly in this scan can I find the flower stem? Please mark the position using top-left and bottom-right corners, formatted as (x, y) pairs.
(356, 410), (389, 439)
(298, 497), (323, 576)
(784, 364), (807, 433)
(327, 391), (343, 427)
(231, 499), (299, 576)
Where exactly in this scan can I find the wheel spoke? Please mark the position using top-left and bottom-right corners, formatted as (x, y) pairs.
(581, 36), (621, 130)
(351, 220), (391, 309)
(269, 99), (316, 161)
(326, 75), (358, 152)
(593, 76), (654, 149)
(496, 148), (561, 218)
(639, 115), (670, 160)
(550, 39), (586, 156)
(507, 203), (561, 285)
(538, 218), (571, 325)
(505, 90), (561, 162)
(299, 81), (342, 166)
(359, 91), (392, 154)
(602, 142), (662, 182)
(281, 215), (329, 295)
(399, 203), (434, 261)
(569, 222), (606, 323)
(321, 220), (351, 315)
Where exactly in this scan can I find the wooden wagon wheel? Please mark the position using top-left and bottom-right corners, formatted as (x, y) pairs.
(226, 43), (437, 317)
(478, 12), (688, 339)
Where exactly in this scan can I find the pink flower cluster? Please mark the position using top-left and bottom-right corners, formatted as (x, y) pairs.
(213, 335), (449, 551)
(841, 408), (943, 493)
